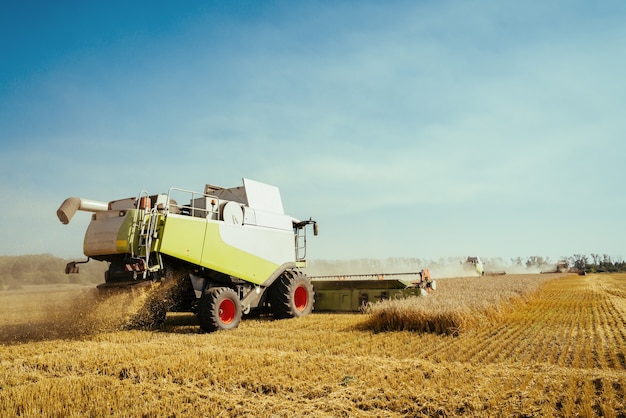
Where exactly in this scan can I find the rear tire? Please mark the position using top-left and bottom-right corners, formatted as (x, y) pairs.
(269, 270), (314, 318)
(197, 287), (242, 332)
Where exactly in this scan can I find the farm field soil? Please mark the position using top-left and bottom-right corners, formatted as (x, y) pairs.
(1, 274), (625, 417)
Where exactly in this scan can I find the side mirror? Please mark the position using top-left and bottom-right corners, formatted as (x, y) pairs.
(313, 223), (319, 236)
(65, 262), (79, 274)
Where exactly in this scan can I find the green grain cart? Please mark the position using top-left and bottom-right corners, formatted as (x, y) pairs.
(57, 178), (318, 332)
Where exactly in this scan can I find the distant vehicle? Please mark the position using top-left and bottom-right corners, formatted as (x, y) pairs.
(463, 256), (485, 276)
(541, 260), (576, 274)
(463, 256), (506, 276)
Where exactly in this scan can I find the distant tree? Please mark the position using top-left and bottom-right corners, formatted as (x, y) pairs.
(511, 257), (523, 266)
(591, 253), (601, 266)
(525, 256), (549, 269)
(568, 254), (588, 271)
(601, 254), (617, 273)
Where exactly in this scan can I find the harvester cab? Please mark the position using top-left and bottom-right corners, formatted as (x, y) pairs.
(57, 178), (318, 332)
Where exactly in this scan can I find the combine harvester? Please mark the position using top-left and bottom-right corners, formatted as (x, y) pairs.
(57, 178), (436, 331)
(540, 260), (570, 274)
(57, 178), (319, 332)
(541, 260), (585, 275)
(463, 256), (506, 276)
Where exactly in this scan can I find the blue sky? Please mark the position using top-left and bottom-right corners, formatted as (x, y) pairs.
(1, 1), (625, 263)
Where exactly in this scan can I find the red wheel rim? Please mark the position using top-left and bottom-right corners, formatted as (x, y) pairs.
(294, 286), (308, 311)
(219, 298), (236, 324)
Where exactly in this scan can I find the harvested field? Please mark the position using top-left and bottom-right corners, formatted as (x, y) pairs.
(0, 273), (625, 416)
(362, 273), (563, 334)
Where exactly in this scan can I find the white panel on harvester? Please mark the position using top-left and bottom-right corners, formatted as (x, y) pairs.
(243, 178), (285, 214)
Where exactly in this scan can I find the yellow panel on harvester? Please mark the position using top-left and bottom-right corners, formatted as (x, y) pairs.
(158, 213), (207, 266)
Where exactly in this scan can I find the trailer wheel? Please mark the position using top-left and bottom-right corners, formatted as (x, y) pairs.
(197, 287), (242, 332)
(269, 270), (314, 318)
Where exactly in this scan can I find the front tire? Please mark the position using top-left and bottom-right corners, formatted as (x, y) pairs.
(269, 270), (314, 318)
(197, 287), (242, 332)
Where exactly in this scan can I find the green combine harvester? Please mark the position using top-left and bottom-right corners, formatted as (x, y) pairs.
(58, 178), (318, 332)
(57, 178), (436, 331)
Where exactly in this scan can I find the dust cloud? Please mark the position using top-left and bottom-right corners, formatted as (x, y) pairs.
(429, 262), (544, 278)
(427, 264), (475, 278)
(307, 258), (548, 280)
(0, 284), (168, 344)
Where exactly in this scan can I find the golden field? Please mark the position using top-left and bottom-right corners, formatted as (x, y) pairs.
(0, 273), (625, 417)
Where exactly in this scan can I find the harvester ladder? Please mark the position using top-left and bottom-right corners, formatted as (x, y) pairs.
(136, 193), (160, 279)
(295, 227), (307, 261)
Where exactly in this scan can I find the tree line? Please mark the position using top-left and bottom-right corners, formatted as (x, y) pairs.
(568, 253), (626, 273)
(308, 254), (626, 275)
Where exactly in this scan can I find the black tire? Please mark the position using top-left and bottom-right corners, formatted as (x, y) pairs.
(269, 270), (314, 319)
(197, 287), (242, 332)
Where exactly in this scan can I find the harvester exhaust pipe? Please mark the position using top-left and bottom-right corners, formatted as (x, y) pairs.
(57, 197), (108, 224)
